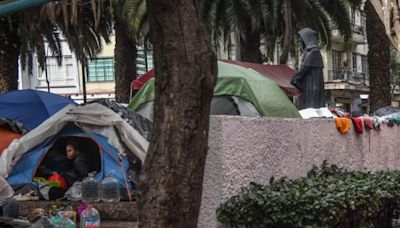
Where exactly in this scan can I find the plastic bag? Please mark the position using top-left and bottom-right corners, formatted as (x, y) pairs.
(64, 182), (82, 201)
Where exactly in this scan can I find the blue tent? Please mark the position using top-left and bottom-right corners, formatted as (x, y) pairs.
(0, 89), (76, 130)
(7, 123), (133, 199)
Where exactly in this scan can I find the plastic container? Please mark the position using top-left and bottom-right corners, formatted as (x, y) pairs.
(81, 172), (100, 202)
(79, 205), (100, 228)
(31, 217), (56, 228)
(100, 171), (120, 202)
(51, 213), (76, 228)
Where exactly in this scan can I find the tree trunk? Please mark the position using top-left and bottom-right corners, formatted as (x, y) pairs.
(366, 1), (391, 112)
(0, 23), (20, 93)
(137, 0), (217, 227)
(239, 28), (262, 63)
(114, 19), (137, 103)
(279, 0), (292, 64)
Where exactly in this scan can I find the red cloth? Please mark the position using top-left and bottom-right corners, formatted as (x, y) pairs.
(48, 173), (68, 190)
(351, 117), (363, 134)
(363, 118), (373, 130)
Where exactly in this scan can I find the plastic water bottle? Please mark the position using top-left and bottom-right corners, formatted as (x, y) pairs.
(100, 171), (120, 202)
(81, 172), (100, 202)
(80, 205), (100, 228)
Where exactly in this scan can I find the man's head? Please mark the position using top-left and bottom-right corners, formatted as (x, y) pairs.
(66, 140), (79, 160)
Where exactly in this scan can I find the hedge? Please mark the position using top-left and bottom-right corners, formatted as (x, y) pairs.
(216, 162), (400, 228)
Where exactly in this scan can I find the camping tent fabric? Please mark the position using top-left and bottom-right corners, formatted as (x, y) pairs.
(7, 124), (130, 191)
(88, 99), (153, 140)
(0, 103), (149, 178)
(222, 60), (300, 96)
(128, 61), (301, 118)
(0, 89), (76, 130)
(0, 128), (21, 156)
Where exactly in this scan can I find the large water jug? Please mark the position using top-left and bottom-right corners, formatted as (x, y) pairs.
(81, 172), (100, 202)
(100, 171), (120, 202)
(80, 205), (100, 228)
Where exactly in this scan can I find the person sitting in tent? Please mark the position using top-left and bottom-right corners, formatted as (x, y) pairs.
(35, 140), (93, 200)
(62, 140), (91, 186)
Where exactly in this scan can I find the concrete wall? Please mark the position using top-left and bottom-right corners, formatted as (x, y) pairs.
(199, 116), (400, 227)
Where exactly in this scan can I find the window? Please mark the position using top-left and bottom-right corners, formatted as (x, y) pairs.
(361, 55), (368, 77)
(88, 58), (115, 82)
(332, 50), (342, 71)
(351, 7), (356, 25)
(352, 53), (357, 71)
(37, 55), (76, 87)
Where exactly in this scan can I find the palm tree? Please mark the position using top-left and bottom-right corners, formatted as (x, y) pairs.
(112, 0), (147, 103)
(365, 0), (391, 112)
(202, 0), (361, 64)
(0, 0), (112, 93)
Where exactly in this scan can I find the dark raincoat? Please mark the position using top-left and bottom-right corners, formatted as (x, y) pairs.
(291, 28), (325, 109)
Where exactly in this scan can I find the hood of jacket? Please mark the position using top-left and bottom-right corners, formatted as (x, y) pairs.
(298, 28), (319, 50)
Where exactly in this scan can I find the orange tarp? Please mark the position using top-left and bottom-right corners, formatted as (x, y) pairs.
(0, 127), (21, 155)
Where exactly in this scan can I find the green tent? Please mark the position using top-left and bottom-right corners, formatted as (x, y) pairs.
(128, 61), (301, 118)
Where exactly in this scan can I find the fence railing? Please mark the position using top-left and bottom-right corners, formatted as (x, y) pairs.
(327, 69), (368, 83)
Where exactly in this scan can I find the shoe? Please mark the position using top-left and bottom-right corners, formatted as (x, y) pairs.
(291, 79), (303, 92)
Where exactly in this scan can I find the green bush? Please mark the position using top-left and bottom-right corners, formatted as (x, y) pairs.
(216, 161), (400, 228)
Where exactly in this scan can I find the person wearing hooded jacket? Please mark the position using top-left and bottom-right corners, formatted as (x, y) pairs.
(291, 28), (325, 109)
(62, 140), (91, 186)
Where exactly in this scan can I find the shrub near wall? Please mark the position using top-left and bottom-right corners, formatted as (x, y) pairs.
(216, 162), (400, 228)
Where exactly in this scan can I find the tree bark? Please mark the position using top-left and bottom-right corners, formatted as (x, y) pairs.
(239, 28), (262, 63)
(0, 23), (20, 93)
(137, 0), (217, 227)
(114, 19), (137, 103)
(279, 0), (292, 64)
(366, 1), (391, 112)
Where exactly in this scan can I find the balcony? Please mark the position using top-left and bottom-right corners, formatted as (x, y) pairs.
(327, 69), (368, 83)
(325, 69), (369, 92)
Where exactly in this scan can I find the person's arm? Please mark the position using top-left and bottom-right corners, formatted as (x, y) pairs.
(74, 157), (91, 179)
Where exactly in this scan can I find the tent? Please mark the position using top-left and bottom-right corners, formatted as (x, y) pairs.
(0, 104), (149, 200)
(0, 89), (76, 130)
(0, 118), (27, 156)
(128, 61), (301, 119)
(131, 61), (300, 97)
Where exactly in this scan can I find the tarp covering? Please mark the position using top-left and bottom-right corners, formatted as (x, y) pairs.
(373, 106), (400, 118)
(0, 103), (149, 178)
(0, 128), (21, 156)
(222, 60), (300, 96)
(131, 61), (300, 96)
(0, 118), (26, 156)
(0, 89), (76, 130)
(89, 99), (153, 140)
(128, 61), (300, 118)
(132, 70), (155, 90)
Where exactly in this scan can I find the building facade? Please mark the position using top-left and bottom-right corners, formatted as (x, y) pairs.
(18, 34), (154, 104)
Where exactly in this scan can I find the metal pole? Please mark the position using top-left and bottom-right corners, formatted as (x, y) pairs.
(45, 45), (50, 92)
(81, 62), (87, 103)
(144, 43), (148, 72)
(78, 5), (87, 103)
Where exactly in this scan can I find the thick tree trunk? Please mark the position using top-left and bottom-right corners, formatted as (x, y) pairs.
(239, 28), (262, 63)
(366, 1), (391, 112)
(279, 0), (292, 64)
(137, 0), (217, 227)
(114, 19), (137, 103)
(0, 24), (20, 93)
